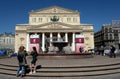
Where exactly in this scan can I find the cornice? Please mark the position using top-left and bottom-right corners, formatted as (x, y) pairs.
(29, 6), (79, 14)
(27, 29), (83, 33)
(27, 22), (81, 29)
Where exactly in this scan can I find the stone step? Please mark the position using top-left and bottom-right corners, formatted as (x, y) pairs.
(38, 67), (120, 72)
(0, 63), (120, 78)
(0, 68), (120, 77)
(0, 65), (120, 73)
(0, 63), (120, 71)
(0, 55), (120, 78)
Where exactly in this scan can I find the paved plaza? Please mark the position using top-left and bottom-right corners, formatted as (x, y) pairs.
(0, 55), (120, 79)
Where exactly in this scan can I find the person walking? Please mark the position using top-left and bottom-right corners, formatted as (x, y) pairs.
(101, 46), (104, 56)
(29, 46), (38, 74)
(110, 45), (116, 58)
(16, 46), (28, 77)
(79, 46), (83, 53)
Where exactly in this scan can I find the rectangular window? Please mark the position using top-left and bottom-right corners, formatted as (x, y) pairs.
(73, 18), (77, 22)
(67, 18), (71, 22)
(32, 18), (36, 23)
(38, 18), (42, 22)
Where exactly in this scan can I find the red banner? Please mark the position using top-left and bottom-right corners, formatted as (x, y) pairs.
(75, 38), (84, 43)
(75, 34), (85, 53)
(30, 38), (39, 44)
(30, 34), (40, 53)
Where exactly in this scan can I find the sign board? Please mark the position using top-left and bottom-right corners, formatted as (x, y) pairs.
(75, 34), (85, 53)
(30, 34), (39, 53)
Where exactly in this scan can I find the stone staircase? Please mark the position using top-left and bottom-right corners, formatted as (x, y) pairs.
(0, 61), (120, 79)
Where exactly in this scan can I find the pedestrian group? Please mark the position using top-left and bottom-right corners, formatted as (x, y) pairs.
(16, 46), (38, 77)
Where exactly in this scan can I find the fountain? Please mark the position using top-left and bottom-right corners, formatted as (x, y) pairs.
(38, 35), (93, 59)
(52, 41), (68, 53)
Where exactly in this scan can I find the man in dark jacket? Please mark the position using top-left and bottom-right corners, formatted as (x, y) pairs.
(79, 47), (83, 53)
(110, 45), (116, 58)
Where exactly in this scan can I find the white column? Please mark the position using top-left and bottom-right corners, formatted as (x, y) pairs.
(65, 33), (68, 42)
(57, 33), (61, 41)
(42, 33), (45, 52)
(72, 33), (75, 52)
(26, 33), (29, 52)
(50, 33), (53, 46)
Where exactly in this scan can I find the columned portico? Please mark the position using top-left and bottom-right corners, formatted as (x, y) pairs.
(26, 32), (76, 53)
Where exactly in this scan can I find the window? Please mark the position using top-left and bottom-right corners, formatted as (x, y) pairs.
(32, 18), (36, 22)
(114, 31), (118, 40)
(109, 34), (113, 39)
(38, 18), (42, 22)
(114, 30), (118, 33)
(67, 18), (71, 22)
(105, 28), (108, 32)
(109, 28), (112, 32)
(105, 34), (108, 40)
(73, 18), (77, 22)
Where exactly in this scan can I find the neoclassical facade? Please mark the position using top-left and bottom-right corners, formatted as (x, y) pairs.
(15, 6), (94, 53)
(0, 33), (15, 50)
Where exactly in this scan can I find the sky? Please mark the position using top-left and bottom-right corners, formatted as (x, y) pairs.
(0, 0), (120, 34)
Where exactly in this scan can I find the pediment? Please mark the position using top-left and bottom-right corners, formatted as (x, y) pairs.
(30, 6), (79, 14)
(28, 22), (75, 30)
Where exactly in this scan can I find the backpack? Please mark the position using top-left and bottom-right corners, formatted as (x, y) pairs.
(17, 54), (24, 62)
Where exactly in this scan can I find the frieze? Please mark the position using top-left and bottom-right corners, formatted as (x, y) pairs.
(27, 29), (83, 33)
(27, 22), (78, 30)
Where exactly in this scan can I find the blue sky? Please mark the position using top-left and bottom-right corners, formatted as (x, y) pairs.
(0, 0), (120, 34)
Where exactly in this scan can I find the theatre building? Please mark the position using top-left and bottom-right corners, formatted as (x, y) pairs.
(15, 6), (94, 53)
